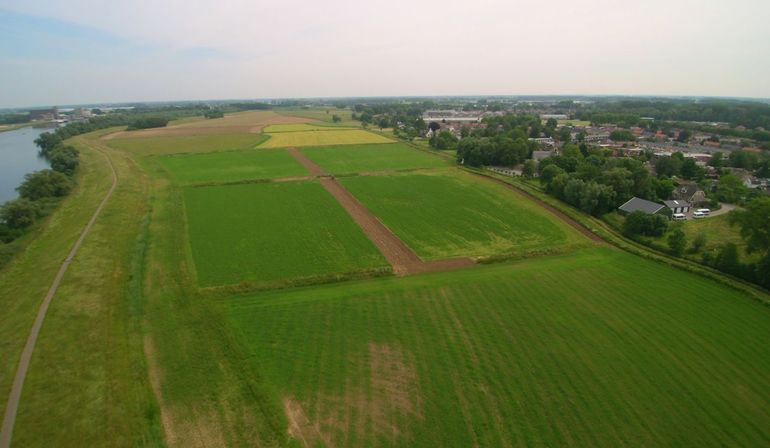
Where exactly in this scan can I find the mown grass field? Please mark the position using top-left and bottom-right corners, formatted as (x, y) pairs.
(263, 123), (358, 133)
(158, 149), (308, 185)
(299, 143), (449, 174)
(184, 181), (388, 287)
(228, 247), (770, 447)
(341, 171), (586, 259)
(260, 129), (393, 148)
(106, 133), (268, 156)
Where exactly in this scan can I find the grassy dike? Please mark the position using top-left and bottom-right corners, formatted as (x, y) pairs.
(2, 130), (165, 446)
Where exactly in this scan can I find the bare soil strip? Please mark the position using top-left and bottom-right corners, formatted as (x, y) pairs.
(286, 148), (473, 275)
(0, 144), (118, 448)
(286, 148), (326, 176)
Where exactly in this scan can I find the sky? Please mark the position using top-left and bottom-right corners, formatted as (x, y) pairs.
(1, 0), (769, 108)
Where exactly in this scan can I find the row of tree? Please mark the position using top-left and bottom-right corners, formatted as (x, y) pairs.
(0, 138), (81, 253)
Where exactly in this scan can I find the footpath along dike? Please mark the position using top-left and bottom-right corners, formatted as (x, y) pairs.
(0, 143), (118, 448)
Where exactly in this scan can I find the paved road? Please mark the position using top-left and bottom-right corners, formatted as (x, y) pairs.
(0, 143), (117, 448)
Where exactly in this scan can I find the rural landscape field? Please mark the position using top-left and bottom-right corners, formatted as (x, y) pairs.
(2, 104), (769, 448)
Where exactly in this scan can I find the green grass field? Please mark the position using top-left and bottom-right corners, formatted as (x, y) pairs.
(278, 107), (358, 126)
(106, 133), (268, 155)
(228, 247), (770, 447)
(341, 172), (585, 259)
(157, 149), (308, 185)
(649, 213), (756, 261)
(263, 123), (358, 133)
(260, 129), (394, 148)
(299, 143), (449, 174)
(183, 182), (388, 287)
(7, 110), (770, 448)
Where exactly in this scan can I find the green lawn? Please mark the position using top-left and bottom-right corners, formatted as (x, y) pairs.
(157, 149), (308, 185)
(228, 247), (770, 447)
(299, 143), (449, 174)
(106, 133), (268, 156)
(648, 213), (756, 261)
(183, 181), (388, 287)
(341, 172), (586, 259)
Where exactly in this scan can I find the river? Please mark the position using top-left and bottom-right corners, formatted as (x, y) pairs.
(0, 127), (51, 204)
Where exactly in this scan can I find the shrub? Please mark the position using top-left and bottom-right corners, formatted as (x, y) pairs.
(623, 211), (669, 237)
(17, 170), (73, 200)
(0, 198), (41, 229)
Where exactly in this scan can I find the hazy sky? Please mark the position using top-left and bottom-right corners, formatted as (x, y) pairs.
(1, 0), (769, 107)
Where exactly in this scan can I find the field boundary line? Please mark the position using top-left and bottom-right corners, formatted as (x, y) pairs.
(286, 148), (473, 275)
(0, 139), (118, 448)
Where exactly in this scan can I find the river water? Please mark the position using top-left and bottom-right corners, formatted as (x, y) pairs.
(0, 127), (51, 204)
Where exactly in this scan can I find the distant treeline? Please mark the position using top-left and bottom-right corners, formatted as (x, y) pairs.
(0, 113), (32, 125)
(228, 102), (272, 110)
(575, 99), (770, 130)
(127, 116), (169, 130)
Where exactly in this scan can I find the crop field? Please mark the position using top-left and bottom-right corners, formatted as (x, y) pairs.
(340, 172), (585, 259)
(263, 123), (358, 133)
(227, 247), (770, 447)
(157, 149), (308, 185)
(279, 107), (358, 126)
(183, 181), (387, 287)
(105, 133), (268, 156)
(260, 129), (394, 148)
(299, 143), (449, 174)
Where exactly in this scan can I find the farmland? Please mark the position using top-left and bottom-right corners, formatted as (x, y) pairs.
(228, 247), (770, 447)
(105, 133), (268, 156)
(263, 123), (358, 133)
(299, 143), (449, 174)
(5, 109), (770, 448)
(279, 107), (358, 126)
(183, 181), (388, 287)
(341, 172), (587, 259)
(260, 129), (394, 148)
(158, 149), (308, 185)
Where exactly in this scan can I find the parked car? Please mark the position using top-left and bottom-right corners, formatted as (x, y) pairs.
(693, 211), (707, 219)
(672, 213), (687, 221)
(696, 208), (711, 215)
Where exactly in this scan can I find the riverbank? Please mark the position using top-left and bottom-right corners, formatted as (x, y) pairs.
(0, 127), (49, 204)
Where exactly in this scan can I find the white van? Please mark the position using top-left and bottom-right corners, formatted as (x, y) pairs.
(696, 208), (711, 216)
(693, 211), (706, 219)
(672, 213), (687, 221)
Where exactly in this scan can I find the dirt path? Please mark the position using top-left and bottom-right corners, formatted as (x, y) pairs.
(0, 143), (118, 448)
(469, 171), (606, 245)
(286, 147), (326, 176)
(286, 149), (473, 275)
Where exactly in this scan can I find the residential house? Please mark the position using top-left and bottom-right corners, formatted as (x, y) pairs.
(664, 200), (691, 214)
(671, 182), (706, 206)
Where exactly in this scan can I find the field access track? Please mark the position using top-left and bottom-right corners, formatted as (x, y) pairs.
(287, 148), (473, 275)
